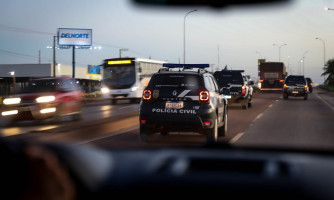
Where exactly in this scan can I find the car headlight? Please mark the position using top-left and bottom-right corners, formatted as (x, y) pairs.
(36, 96), (56, 103)
(3, 98), (21, 105)
(101, 87), (110, 94)
(131, 86), (138, 92)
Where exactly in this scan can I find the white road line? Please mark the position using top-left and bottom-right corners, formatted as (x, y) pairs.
(77, 125), (139, 145)
(315, 93), (334, 112)
(254, 113), (264, 121)
(268, 104), (273, 108)
(229, 132), (244, 144)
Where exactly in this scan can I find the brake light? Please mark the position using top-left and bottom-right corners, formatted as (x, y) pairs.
(304, 85), (308, 92)
(241, 85), (246, 96)
(142, 90), (152, 101)
(199, 90), (210, 103)
(310, 83), (313, 86)
(279, 80), (284, 83)
(260, 80), (264, 83)
(284, 84), (287, 91)
(204, 121), (211, 126)
(140, 119), (146, 124)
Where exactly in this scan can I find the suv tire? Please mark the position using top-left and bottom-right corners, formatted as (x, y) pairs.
(283, 93), (288, 99)
(218, 111), (227, 137)
(242, 103), (248, 110)
(206, 119), (218, 143)
(140, 126), (153, 142)
(304, 95), (308, 100)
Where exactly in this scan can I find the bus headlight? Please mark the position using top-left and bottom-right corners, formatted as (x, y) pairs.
(101, 87), (110, 94)
(36, 96), (55, 103)
(3, 98), (21, 105)
(131, 86), (138, 92)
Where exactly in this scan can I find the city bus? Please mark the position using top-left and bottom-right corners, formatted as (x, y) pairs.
(101, 57), (166, 104)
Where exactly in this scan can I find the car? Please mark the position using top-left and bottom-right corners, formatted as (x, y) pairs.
(283, 75), (309, 100)
(213, 70), (253, 109)
(306, 77), (313, 93)
(1, 77), (82, 123)
(139, 64), (228, 143)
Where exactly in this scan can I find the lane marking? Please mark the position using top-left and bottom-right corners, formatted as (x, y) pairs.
(77, 125), (139, 145)
(229, 132), (244, 144)
(268, 104), (273, 108)
(254, 113), (264, 121)
(315, 93), (334, 112)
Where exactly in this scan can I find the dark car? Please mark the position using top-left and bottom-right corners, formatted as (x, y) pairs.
(283, 75), (309, 100)
(213, 70), (253, 109)
(306, 77), (313, 93)
(139, 64), (228, 143)
(1, 77), (82, 123)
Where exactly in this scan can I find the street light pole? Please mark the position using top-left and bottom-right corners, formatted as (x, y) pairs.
(302, 51), (308, 75)
(184, 9), (197, 65)
(119, 48), (128, 58)
(53, 36), (57, 77)
(273, 43), (287, 62)
(315, 37), (326, 83)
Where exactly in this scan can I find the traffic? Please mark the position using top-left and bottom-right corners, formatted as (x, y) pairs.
(2, 0), (334, 199)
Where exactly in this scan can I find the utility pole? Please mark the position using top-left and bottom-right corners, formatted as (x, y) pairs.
(72, 46), (75, 78)
(119, 48), (128, 58)
(38, 50), (41, 64)
(53, 36), (57, 77)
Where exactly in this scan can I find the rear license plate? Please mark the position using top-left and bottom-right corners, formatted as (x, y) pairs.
(165, 101), (184, 109)
(292, 91), (299, 94)
(224, 95), (232, 99)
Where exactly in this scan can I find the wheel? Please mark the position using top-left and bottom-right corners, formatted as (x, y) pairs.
(140, 126), (153, 142)
(304, 95), (308, 100)
(72, 112), (82, 121)
(206, 119), (218, 143)
(283, 93), (288, 99)
(111, 99), (117, 105)
(160, 130), (168, 135)
(242, 103), (248, 110)
(218, 111), (227, 137)
(248, 97), (252, 108)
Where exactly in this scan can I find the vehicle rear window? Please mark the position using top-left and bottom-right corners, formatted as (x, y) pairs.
(285, 76), (306, 85)
(148, 74), (202, 89)
(214, 71), (243, 87)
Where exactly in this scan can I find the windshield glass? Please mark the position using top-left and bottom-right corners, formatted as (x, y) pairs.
(103, 66), (136, 87)
(22, 80), (56, 93)
(214, 71), (244, 87)
(285, 76), (306, 85)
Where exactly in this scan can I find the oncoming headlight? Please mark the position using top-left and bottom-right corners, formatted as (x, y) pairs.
(3, 98), (21, 105)
(36, 96), (55, 103)
(131, 86), (138, 92)
(101, 87), (110, 94)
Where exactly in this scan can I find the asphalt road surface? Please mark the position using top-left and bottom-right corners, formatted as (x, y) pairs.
(2, 88), (334, 151)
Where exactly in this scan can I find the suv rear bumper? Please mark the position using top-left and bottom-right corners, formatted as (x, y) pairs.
(140, 105), (216, 134)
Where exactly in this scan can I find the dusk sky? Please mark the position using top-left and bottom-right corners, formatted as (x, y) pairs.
(1, 0), (334, 84)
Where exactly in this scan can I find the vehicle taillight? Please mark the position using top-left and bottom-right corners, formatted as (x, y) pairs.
(199, 90), (210, 103)
(279, 80), (284, 83)
(284, 84), (287, 91)
(304, 85), (308, 92)
(260, 80), (264, 83)
(142, 90), (152, 101)
(241, 85), (246, 96)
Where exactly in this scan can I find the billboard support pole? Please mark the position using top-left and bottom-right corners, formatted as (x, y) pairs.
(53, 35), (57, 77)
(72, 46), (75, 78)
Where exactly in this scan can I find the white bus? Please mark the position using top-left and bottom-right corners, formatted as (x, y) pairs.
(101, 57), (166, 104)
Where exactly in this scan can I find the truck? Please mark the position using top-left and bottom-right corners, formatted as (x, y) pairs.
(259, 62), (287, 91)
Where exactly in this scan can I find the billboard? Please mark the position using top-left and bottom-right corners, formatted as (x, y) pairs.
(58, 28), (92, 46)
(87, 65), (102, 75)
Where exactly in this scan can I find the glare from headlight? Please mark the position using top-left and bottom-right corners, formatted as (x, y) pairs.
(1, 110), (18, 116)
(3, 98), (21, 105)
(36, 96), (55, 103)
(131, 86), (138, 92)
(40, 107), (56, 114)
(101, 87), (110, 94)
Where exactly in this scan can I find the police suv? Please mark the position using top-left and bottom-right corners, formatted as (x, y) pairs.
(139, 64), (228, 143)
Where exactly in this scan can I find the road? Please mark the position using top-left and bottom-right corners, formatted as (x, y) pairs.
(2, 88), (334, 150)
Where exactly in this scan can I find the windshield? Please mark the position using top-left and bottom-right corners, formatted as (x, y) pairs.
(103, 66), (136, 87)
(22, 80), (56, 93)
(1, 0), (334, 173)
